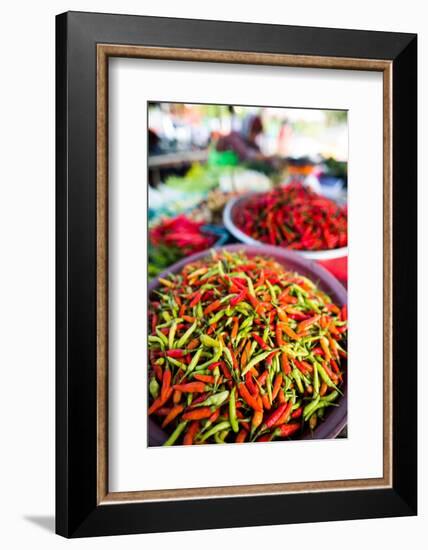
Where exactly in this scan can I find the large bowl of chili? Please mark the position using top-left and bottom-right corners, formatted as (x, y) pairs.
(223, 183), (348, 260)
(148, 244), (347, 446)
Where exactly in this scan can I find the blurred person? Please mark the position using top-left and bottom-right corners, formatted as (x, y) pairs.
(216, 114), (267, 162)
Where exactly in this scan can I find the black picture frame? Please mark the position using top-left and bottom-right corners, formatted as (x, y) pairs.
(56, 11), (417, 538)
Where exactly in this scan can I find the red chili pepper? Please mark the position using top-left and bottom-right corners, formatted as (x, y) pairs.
(275, 422), (301, 438)
(252, 333), (269, 350)
(256, 433), (272, 442)
(265, 403), (288, 428)
(230, 289), (247, 306)
(291, 406), (303, 419)
(272, 400), (293, 426)
(151, 313), (158, 334)
(189, 292), (202, 307)
(245, 371), (258, 396)
(165, 349), (185, 358)
(257, 370), (269, 386)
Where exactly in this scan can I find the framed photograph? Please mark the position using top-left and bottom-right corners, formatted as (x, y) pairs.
(56, 11), (417, 537)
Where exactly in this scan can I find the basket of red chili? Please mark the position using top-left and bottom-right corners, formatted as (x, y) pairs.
(148, 244), (347, 446)
(223, 182), (348, 260)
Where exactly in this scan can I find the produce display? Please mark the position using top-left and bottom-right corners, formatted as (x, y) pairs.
(189, 190), (239, 224)
(234, 182), (347, 251)
(148, 215), (217, 278)
(148, 250), (347, 446)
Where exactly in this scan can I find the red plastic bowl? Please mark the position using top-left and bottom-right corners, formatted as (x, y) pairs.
(148, 244), (347, 446)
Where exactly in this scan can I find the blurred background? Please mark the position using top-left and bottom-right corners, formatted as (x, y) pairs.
(148, 102), (348, 281)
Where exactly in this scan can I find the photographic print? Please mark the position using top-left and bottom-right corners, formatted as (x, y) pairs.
(56, 12), (417, 536)
(147, 102), (348, 446)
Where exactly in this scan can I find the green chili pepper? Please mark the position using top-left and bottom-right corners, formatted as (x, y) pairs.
(196, 301), (203, 318)
(303, 395), (320, 420)
(163, 421), (188, 446)
(167, 356), (187, 370)
(229, 387), (239, 433)
(196, 390), (229, 408)
(196, 347), (223, 370)
(149, 376), (160, 399)
(292, 368), (305, 394)
(200, 421), (231, 442)
(313, 357), (320, 395)
(214, 430), (229, 443)
(241, 350), (275, 376)
(316, 362), (337, 389)
(208, 310), (226, 325)
(155, 328), (168, 347)
(200, 334), (220, 348)
(186, 348), (203, 374)
(162, 311), (172, 323)
(322, 390), (339, 402)
(148, 335), (165, 348)
(176, 321), (197, 348)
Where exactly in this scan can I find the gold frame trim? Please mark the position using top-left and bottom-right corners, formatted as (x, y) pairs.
(96, 44), (393, 504)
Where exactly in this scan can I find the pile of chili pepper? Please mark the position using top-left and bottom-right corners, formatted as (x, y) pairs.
(234, 182), (347, 250)
(148, 250), (347, 446)
(149, 215), (217, 256)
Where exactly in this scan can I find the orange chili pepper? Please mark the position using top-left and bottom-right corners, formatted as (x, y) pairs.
(276, 308), (288, 322)
(275, 323), (284, 347)
(148, 387), (173, 415)
(281, 352), (291, 375)
(161, 368), (172, 401)
(193, 374), (215, 384)
(173, 389), (182, 404)
(236, 429), (247, 443)
(297, 314), (320, 333)
(182, 407), (212, 421)
(187, 338), (200, 350)
(183, 421), (200, 445)
(251, 409), (264, 431)
(172, 382), (206, 393)
(204, 300), (221, 316)
(272, 373), (283, 400)
(238, 383), (262, 412)
(231, 317), (239, 340)
(281, 324), (300, 340)
(261, 393), (271, 410)
(161, 404), (184, 428)
(182, 315), (196, 323)
(319, 382), (328, 396)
